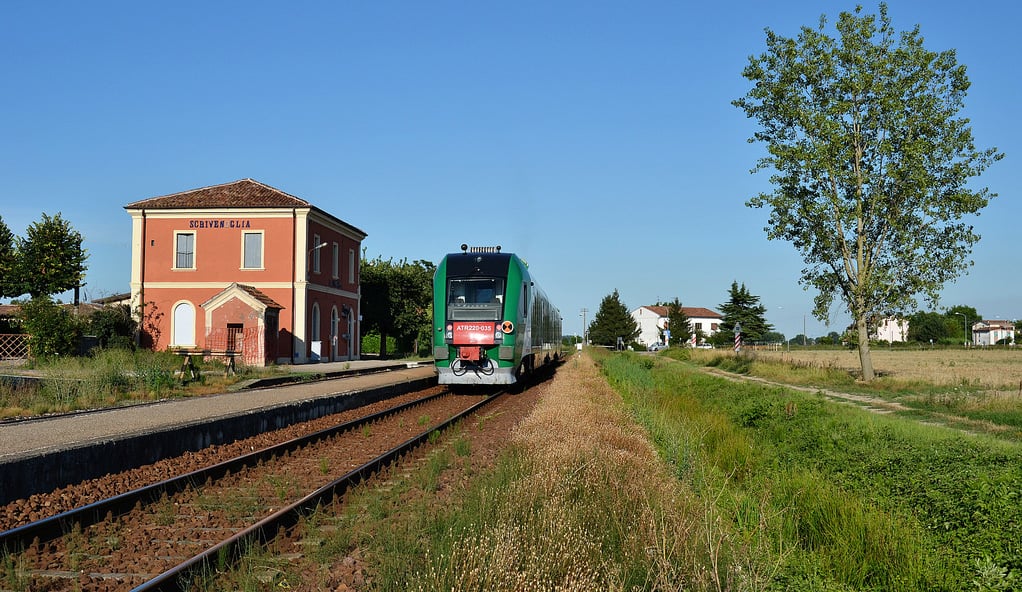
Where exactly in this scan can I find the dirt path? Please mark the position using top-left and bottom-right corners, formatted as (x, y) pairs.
(698, 365), (1014, 438)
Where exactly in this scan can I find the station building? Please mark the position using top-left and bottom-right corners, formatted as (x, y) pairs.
(125, 179), (367, 366)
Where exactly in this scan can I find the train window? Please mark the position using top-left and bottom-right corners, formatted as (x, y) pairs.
(448, 278), (505, 305)
(448, 278), (505, 320)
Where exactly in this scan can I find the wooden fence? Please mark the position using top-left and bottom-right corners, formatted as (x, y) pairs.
(0, 334), (28, 360)
(204, 327), (265, 367)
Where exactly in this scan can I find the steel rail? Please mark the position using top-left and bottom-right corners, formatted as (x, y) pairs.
(0, 390), (446, 554)
(133, 389), (504, 592)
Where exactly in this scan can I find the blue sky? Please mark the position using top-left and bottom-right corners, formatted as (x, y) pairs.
(1, 1), (1017, 340)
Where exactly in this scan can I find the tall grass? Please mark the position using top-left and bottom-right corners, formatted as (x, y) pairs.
(606, 349), (1021, 590)
(2, 349), (210, 415)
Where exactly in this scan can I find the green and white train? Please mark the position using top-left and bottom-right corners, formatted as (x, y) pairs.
(433, 245), (562, 385)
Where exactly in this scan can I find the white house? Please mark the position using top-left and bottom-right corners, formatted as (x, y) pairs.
(873, 317), (909, 342)
(972, 320), (1015, 346)
(630, 305), (723, 346)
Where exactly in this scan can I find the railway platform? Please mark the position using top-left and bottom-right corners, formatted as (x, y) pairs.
(0, 359), (438, 504)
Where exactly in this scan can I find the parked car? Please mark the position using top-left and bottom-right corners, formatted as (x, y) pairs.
(647, 342), (663, 352)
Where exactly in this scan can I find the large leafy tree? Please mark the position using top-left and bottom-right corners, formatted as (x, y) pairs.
(360, 253), (435, 357)
(17, 213), (88, 298)
(588, 289), (639, 347)
(734, 4), (1003, 381)
(717, 281), (772, 344)
(907, 311), (949, 343)
(0, 216), (17, 299)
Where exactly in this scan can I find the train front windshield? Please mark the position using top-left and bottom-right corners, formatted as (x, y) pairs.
(447, 278), (505, 321)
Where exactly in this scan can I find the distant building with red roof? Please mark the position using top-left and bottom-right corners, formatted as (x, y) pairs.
(124, 179), (366, 365)
(972, 320), (1015, 346)
(630, 305), (722, 346)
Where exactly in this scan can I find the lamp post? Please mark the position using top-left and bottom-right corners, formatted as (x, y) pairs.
(306, 242), (328, 280)
(954, 312), (968, 347)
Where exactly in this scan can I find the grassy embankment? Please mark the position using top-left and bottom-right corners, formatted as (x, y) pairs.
(694, 347), (1022, 440)
(0, 348), (278, 417)
(201, 348), (1019, 591)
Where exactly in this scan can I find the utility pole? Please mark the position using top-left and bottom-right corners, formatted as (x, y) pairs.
(580, 308), (588, 345)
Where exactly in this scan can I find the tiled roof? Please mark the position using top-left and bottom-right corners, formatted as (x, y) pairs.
(124, 179), (311, 210)
(975, 320), (1015, 331)
(683, 307), (722, 319)
(124, 178), (368, 239)
(237, 284), (283, 310)
(641, 305), (721, 319)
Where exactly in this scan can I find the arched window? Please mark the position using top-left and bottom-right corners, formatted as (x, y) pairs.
(172, 302), (196, 346)
(311, 303), (321, 342)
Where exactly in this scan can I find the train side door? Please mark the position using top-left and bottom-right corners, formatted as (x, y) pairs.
(521, 282), (532, 354)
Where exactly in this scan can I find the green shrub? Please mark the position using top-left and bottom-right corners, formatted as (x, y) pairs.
(18, 296), (82, 358)
(361, 331), (398, 355)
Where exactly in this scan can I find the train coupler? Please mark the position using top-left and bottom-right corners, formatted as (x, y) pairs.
(457, 346), (487, 362)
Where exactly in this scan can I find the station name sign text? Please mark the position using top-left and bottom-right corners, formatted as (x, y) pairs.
(188, 219), (253, 229)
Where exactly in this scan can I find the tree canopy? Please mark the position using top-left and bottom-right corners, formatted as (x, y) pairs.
(734, 4), (1002, 380)
(0, 216), (17, 299)
(588, 289), (639, 347)
(360, 253), (435, 357)
(10, 213), (89, 299)
(906, 311), (949, 343)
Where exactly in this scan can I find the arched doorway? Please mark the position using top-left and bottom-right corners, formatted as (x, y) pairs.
(330, 306), (340, 362)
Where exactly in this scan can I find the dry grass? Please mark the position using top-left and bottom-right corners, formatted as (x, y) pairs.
(701, 347), (1022, 390)
(415, 353), (742, 591)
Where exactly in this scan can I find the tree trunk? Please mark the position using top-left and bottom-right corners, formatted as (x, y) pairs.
(856, 315), (874, 381)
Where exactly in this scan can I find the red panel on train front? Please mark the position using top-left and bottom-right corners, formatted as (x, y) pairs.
(450, 322), (497, 345)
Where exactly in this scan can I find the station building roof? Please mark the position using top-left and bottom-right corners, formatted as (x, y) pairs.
(124, 178), (367, 239)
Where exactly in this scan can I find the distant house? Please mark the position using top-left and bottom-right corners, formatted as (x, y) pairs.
(92, 293), (132, 308)
(873, 317), (909, 342)
(630, 305), (722, 346)
(972, 320), (1015, 346)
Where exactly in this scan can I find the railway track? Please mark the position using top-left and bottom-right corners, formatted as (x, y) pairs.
(0, 387), (503, 591)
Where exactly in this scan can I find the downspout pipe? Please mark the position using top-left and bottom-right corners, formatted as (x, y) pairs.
(291, 208), (297, 364)
(138, 209), (146, 348)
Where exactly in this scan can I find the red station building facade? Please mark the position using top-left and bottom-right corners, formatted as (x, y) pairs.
(125, 179), (367, 365)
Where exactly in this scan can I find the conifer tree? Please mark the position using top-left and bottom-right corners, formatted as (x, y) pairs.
(718, 281), (772, 343)
(588, 289), (639, 347)
(664, 298), (691, 346)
